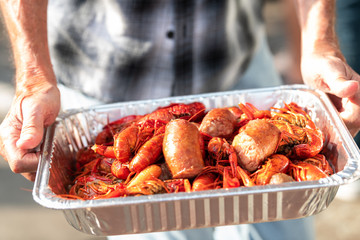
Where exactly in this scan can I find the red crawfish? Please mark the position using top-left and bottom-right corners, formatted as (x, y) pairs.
(75, 146), (104, 171)
(207, 137), (238, 175)
(95, 115), (142, 145)
(303, 154), (333, 175)
(70, 165), (165, 200)
(111, 160), (131, 179)
(206, 137), (255, 188)
(271, 102), (324, 159)
(164, 179), (192, 193)
(289, 161), (328, 181)
(92, 120), (165, 160)
(75, 157), (114, 178)
(136, 102), (206, 125)
(251, 154), (290, 185)
(237, 102), (272, 126)
(191, 165), (222, 191)
(69, 174), (119, 200)
(129, 133), (165, 173)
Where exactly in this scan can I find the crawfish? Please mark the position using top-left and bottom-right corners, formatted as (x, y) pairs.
(92, 119), (166, 163)
(91, 144), (116, 159)
(270, 120), (324, 159)
(112, 124), (141, 163)
(207, 137), (238, 176)
(226, 106), (243, 119)
(75, 146), (102, 171)
(271, 105), (308, 128)
(114, 119), (164, 162)
(251, 154), (290, 185)
(94, 165), (165, 199)
(90, 179), (167, 199)
(111, 160), (131, 179)
(272, 102), (317, 129)
(222, 166), (240, 188)
(164, 179), (192, 193)
(95, 115), (142, 145)
(270, 102), (324, 159)
(129, 132), (165, 173)
(192, 172), (220, 191)
(127, 164), (162, 188)
(289, 161), (328, 181)
(191, 165), (223, 191)
(291, 128), (324, 159)
(270, 120), (307, 155)
(124, 179), (168, 196)
(69, 174), (120, 200)
(76, 157), (114, 178)
(303, 154), (334, 175)
(222, 166), (255, 188)
(136, 102), (206, 125)
(238, 102), (272, 125)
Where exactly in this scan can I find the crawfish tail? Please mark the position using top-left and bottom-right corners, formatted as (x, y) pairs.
(126, 179), (167, 195)
(113, 125), (139, 163)
(111, 159), (131, 179)
(129, 134), (164, 173)
(91, 144), (116, 158)
(127, 164), (162, 188)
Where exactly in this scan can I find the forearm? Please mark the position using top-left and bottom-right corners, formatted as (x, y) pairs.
(294, 0), (342, 57)
(0, 0), (56, 92)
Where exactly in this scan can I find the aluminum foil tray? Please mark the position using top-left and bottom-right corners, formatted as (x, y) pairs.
(33, 85), (360, 236)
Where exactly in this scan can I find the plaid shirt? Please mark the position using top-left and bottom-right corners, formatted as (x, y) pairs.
(48, 0), (265, 103)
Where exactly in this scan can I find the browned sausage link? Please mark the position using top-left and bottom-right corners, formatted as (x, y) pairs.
(199, 108), (237, 138)
(232, 119), (281, 172)
(163, 119), (205, 179)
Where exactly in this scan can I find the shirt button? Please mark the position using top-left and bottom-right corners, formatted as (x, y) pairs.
(166, 31), (174, 39)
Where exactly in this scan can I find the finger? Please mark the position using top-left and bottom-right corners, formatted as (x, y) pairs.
(0, 112), (41, 174)
(339, 92), (360, 136)
(325, 77), (359, 98)
(7, 149), (40, 174)
(21, 172), (37, 182)
(16, 104), (44, 149)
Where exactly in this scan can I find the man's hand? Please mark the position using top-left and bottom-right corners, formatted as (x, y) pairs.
(0, 77), (60, 181)
(301, 46), (360, 136)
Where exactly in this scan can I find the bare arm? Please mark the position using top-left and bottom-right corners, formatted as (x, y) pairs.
(1, 0), (56, 89)
(296, 0), (339, 55)
(294, 0), (360, 136)
(0, 0), (60, 181)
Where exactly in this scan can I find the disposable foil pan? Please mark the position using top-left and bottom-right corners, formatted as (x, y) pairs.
(33, 85), (360, 236)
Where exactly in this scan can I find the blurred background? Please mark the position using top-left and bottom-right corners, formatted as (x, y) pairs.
(1, 1), (360, 240)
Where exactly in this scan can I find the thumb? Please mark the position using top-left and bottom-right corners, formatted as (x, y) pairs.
(326, 77), (359, 98)
(16, 106), (44, 150)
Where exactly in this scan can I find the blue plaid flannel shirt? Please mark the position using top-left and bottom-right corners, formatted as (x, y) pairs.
(48, 0), (264, 103)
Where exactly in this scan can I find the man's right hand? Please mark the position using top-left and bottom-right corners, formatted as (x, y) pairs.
(0, 76), (60, 181)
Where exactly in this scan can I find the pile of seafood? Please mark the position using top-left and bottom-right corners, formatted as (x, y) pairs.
(66, 101), (334, 200)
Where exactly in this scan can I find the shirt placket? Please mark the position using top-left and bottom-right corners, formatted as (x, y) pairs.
(172, 0), (194, 96)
